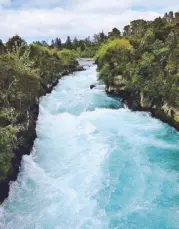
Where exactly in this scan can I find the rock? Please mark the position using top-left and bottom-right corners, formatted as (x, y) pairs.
(90, 85), (96, 89)
(105, 83), (179, 131)
(77, 65), (85, 71)
(161, 104), (179, 127)
(0, 181), (9, 204)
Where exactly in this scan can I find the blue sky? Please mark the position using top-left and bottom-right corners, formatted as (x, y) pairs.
(0, 0), (178, 42)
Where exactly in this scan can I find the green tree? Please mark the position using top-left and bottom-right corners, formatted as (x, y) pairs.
(55, 37), (62, 50)
(108, 28), (121, 39)
(64, 36), (73, 49)
(0, 39), (5, 54)
(123, 25), (131, 37)
(6, 35), (26, 51)
(73, 37), (79, 49)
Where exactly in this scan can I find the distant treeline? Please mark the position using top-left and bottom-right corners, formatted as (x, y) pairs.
(0, 27), (121, 58)
(33, 27), (121, 57)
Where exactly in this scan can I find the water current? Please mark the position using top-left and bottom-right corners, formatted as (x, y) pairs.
(0, 61), (179, 229)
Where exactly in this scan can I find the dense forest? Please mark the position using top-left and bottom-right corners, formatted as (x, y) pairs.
(0, 11), (179, 202)
(95, 11), (179, 129)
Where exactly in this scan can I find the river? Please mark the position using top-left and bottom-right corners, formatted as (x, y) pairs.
(0, 61), (179, 229)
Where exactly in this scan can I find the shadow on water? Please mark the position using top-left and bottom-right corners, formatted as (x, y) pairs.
(86, 92), (123, 111)
(56, 90), (123, 116)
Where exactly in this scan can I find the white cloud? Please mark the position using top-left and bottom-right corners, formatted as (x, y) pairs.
(135, 0), (179, 8)
(75, 0), (133, 12)
(14, 0), (64, 8)
(0, 0), (177, 41)
(0, 0), (11, 6)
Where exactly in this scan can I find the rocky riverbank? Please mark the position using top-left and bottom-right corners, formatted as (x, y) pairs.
(0, 64), (84, 204)
(106, 85), (179, 131)
(94, 13), (179, 132)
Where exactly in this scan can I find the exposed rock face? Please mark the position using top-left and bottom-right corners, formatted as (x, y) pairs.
(90, 85), (96, 89)
(160, 104), (179, 128)
(106, 85), (179, 131)
(0, 106), (38, 203)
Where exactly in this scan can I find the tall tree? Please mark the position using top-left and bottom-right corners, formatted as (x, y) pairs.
(6, 35), (26, 51)
(93, 32), (107, 44)
(55, 37), (62, 50)
(130, 20), (147, 36)
(0, 39), (5, 54)
(51, 39), (55, 48)
(64, 36), (73, 49)
(123, 25), (131, 37)
(108, 28), (121, 39)
(41, 41), (48, 47)
(73, 37), (79, 49)
(168, 11), (174, 22)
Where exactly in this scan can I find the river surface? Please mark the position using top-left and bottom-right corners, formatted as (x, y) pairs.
(0, 62), (179, 229)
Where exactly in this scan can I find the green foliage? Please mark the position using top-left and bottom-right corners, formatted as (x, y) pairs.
(6, 35), (26, 52)
(0, 36), (79, 182)
(0, 126), (17, 180)
(63, 36), (73, 49)
(0, 47), (40, 108)
(95, 39), (132, 60)
(96, 12), (179, 108)
(52, 37), (62, 50)
(108, 28), (121, 39)
(0, 39), (5, 54)
(0, 108), (17, 127)
(140, 29), (155, 51)
(59, 49), (78, 61)
(95, 39), (132, 84)
(98, 64), (111, 85)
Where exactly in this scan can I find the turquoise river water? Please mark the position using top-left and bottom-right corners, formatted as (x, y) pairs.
(0, 62), (179, 229)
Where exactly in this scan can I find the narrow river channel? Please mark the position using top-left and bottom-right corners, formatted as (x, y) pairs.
(0, 61), (179, 229)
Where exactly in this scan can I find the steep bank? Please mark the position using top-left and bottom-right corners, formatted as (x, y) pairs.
(0, 67), (83, 204)
(95, 12), (179, 131)
(106, 85), (179, 131)
(0, 40), (83, 203)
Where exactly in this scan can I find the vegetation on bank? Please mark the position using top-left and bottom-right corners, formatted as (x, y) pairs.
(0, 37), (80, 186)
(95, 12), (179, 115)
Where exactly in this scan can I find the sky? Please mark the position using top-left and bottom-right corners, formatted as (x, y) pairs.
(0, 0), (179, 42)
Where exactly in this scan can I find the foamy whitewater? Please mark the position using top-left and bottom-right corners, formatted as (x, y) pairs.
(0, 62), (179, 229)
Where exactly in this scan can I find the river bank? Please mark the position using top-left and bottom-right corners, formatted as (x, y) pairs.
(0, 63), (84, 204)
(105, 85), (179, 131)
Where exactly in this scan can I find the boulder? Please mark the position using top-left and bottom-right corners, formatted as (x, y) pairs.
(90, 85), (96, 89)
